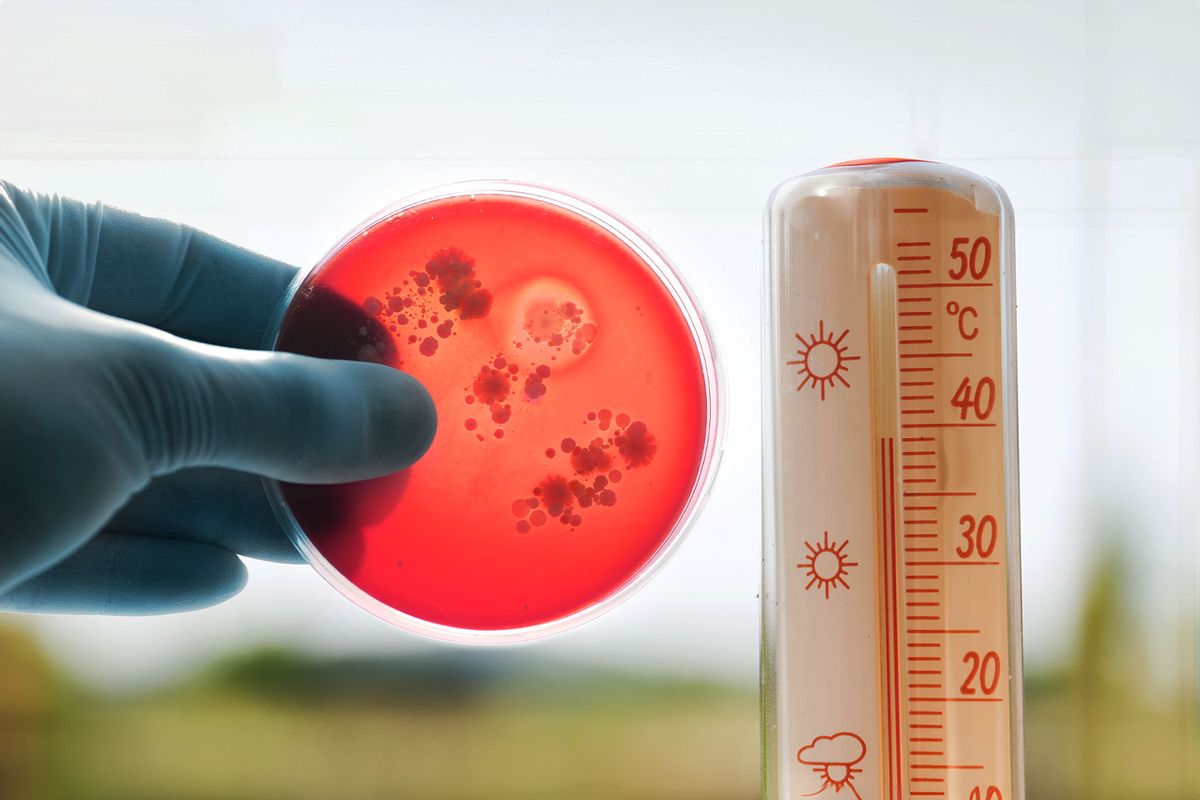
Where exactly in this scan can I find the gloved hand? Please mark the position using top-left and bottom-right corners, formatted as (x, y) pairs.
(0, 182), (437, 614)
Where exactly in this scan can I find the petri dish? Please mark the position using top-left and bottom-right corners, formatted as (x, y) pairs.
(265, 181), (722, 643)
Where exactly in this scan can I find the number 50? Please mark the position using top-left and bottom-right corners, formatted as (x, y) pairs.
(950, 236), (991, 280)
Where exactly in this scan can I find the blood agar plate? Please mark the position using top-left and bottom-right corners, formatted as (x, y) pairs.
(266, 182), (721, 643)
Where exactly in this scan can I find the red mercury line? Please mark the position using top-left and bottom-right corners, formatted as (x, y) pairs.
(889, 438), (904, 799)
(878, 437), (895, 800)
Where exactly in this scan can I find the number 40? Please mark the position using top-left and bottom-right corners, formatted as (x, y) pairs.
(951, 376), (996, 421)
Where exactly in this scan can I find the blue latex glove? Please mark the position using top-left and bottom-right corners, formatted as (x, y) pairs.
(0, 182), (437, 614)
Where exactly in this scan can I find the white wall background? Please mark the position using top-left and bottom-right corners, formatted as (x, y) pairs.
(1, 0), (1197, 694)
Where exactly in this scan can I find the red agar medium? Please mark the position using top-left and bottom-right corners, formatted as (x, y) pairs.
(271, 184), (717, 639)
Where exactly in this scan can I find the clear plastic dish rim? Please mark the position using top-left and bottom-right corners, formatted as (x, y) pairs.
(261, 179), (726, 645)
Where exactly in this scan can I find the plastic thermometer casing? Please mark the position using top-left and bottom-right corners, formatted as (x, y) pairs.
(762, 160), (1025, 800)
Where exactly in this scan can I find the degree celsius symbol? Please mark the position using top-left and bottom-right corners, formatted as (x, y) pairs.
(946, 301), (979, 340)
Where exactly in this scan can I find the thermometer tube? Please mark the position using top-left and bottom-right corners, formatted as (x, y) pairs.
(762, 160), (1025, 800)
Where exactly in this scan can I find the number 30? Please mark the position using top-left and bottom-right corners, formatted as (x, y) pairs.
(955, 514), (998, 559)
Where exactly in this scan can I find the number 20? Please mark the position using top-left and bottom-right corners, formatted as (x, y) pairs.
(969, 786), (1003, 800)
(960, 650), (1001, 695)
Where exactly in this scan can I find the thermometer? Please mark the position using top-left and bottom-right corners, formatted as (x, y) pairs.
(762, 160), (1025, 800)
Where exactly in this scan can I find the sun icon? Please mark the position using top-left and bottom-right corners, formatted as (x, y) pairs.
(799, 532), (858, 599)
(788, 321), (859, 400)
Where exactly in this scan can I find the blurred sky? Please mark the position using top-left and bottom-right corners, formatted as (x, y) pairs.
(1, 0), (1198, 693)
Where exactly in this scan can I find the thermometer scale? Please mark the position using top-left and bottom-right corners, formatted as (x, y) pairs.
(763, 160), (1025, 800)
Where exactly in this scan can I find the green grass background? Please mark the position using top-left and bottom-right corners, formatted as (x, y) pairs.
(0, 546), (1195, 799)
